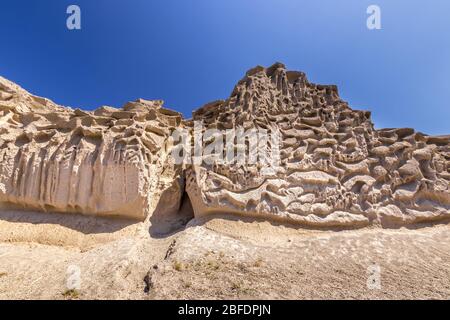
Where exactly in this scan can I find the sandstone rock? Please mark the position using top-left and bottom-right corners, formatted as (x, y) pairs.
(0, 76), (183, 220)
(1, 63), (449, 229)
(186, 63), (450, 227)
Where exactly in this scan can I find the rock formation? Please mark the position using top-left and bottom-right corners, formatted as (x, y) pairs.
(0, 76), (183, 220)
(1, 63), (449, 228)
(187, 63), (450, 227)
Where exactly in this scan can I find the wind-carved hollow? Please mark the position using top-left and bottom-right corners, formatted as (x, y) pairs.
(149, 177), (194, 237)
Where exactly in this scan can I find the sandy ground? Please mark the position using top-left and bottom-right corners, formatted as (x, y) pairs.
(1, 211), (450, 299)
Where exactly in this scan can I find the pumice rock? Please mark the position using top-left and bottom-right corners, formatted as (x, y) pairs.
(0, 63), (449, 228)
(0, 76), (183, 220)
(186, 63), (450, 228)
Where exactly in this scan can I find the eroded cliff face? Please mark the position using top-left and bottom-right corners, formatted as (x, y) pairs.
(0, 76), (183, 220)
(1, 63), (449, 228)
(186, 63), (450, 227)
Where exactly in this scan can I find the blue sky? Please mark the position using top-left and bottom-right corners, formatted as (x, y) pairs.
(0, 0), (449, 135)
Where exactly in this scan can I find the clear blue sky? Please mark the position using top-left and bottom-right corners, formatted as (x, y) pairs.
(0, 0), (449, 135)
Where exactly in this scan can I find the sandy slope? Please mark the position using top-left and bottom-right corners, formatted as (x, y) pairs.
(0, 211), (450, 299)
